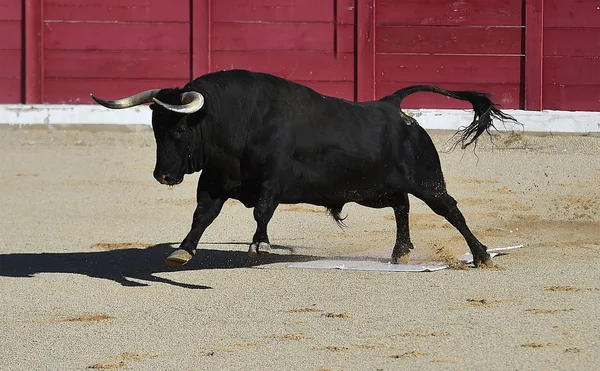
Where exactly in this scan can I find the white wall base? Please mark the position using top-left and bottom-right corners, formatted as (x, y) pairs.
(1, 104), (599, 133)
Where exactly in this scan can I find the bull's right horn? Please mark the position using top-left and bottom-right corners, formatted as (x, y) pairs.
(153, 91), (205, 114)
(91, 89), (161, 109)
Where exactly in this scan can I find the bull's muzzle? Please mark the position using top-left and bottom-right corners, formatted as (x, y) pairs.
(154, 172), (181, 186)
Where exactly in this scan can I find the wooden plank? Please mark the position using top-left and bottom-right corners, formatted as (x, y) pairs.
(376, 82), (522, 109)
(0, 21), (21, 49)
(0, 50), (21, 78)
(43, 22), (190, 51)
(0, 79), (21, 103)
(357, 0), (375, 101)
(43, 0), (189, 22)
(302, 81), (355, 101)
(337, 24), (355, 54)
(544, 56), (600, 85)
(543, 84), (600, 111)
(544, 0), (600, 28)
(212, 52), (354, 81)
(376, 55), (522, 84)
(191, 0), (210, 78)
(45, 78), (189, 104)
(25, 0), (42, 104)
(544, 28), (600, 57)
(376, 0), (523, 26)
(524, 0), (543, 110)
(44, 51), (190, 79)
(211, 0), (333, 23)
(338, 0), (356, 25)
(0, 0), (22, 21)
(377, 26), (523, 55)
(211, 23), (333, 51)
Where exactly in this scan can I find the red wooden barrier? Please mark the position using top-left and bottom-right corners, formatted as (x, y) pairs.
(373, 0), (524, 109)
(542, 0), (600, 111)
(524, 0), (543, 110)
(191, 0), (211, 78)
(0, 0), (23, 103)
(41, 0), (191, 103)
(209, 0), (355, 101)
(356, 0), (375, 102)
(24, 0), (43, 104)
(7, 0), (600, 111)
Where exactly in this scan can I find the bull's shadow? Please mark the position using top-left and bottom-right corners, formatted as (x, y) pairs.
(0, 243), (319, 289)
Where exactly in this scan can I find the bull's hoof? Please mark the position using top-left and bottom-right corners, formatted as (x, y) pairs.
(390, 254), (410, 264)
(248, 242), (271, 257)
(165, 249), (194, 266)
(474, 256), (497, 269)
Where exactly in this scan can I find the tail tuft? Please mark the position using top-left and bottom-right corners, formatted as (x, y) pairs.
(327, 206), (347, 229)
(449, 100), (521, 151)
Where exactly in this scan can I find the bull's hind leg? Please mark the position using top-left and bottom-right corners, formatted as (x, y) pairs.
(417, 190), (493, 267)
(405, 125), (492, 267)
(391, 193), (415, 264)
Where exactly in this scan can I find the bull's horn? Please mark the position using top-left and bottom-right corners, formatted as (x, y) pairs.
(153, 91), (205, 114)
(90, 89), (161, 109)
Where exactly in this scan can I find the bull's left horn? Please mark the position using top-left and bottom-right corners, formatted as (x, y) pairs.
(153, 91), (205, 114)
(90, 89), (161, 109)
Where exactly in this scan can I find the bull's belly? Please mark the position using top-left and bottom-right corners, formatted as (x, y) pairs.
(220, 161), (410, 208)
(279, 172), (405, 206)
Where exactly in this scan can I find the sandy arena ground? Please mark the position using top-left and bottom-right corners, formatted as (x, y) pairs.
(0, 126), (599, 370)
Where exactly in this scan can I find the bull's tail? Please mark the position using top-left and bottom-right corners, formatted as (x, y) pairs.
(379, 85), (520, 149)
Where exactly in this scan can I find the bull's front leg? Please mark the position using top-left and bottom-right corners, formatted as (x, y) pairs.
(165, 189), (226, 266)
(248, 181), (281, 256)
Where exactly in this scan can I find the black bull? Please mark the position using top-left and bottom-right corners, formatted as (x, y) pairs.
(92, 69), (518, 267)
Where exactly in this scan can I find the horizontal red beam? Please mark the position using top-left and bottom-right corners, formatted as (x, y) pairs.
(543, 84), (600, 111)
(210, 0), (355, 24)
(544, 28), (600, 57)
(544, 56), (600, 86)
(0, 0), (22, 21)
(212, 0), (332, 23)
(375, 0), (523, 26)
(377, 26), (523, 55)
(44, 22), (190, 51)
(544, 0), (600, 28)
(45, 50), (190, 79)
(211, 23), (335, 52)
(376, 55), (523, 84)
(43, 0), (189, 22)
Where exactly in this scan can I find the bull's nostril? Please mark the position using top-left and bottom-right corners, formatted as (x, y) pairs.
(154, 172), (170, 184)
